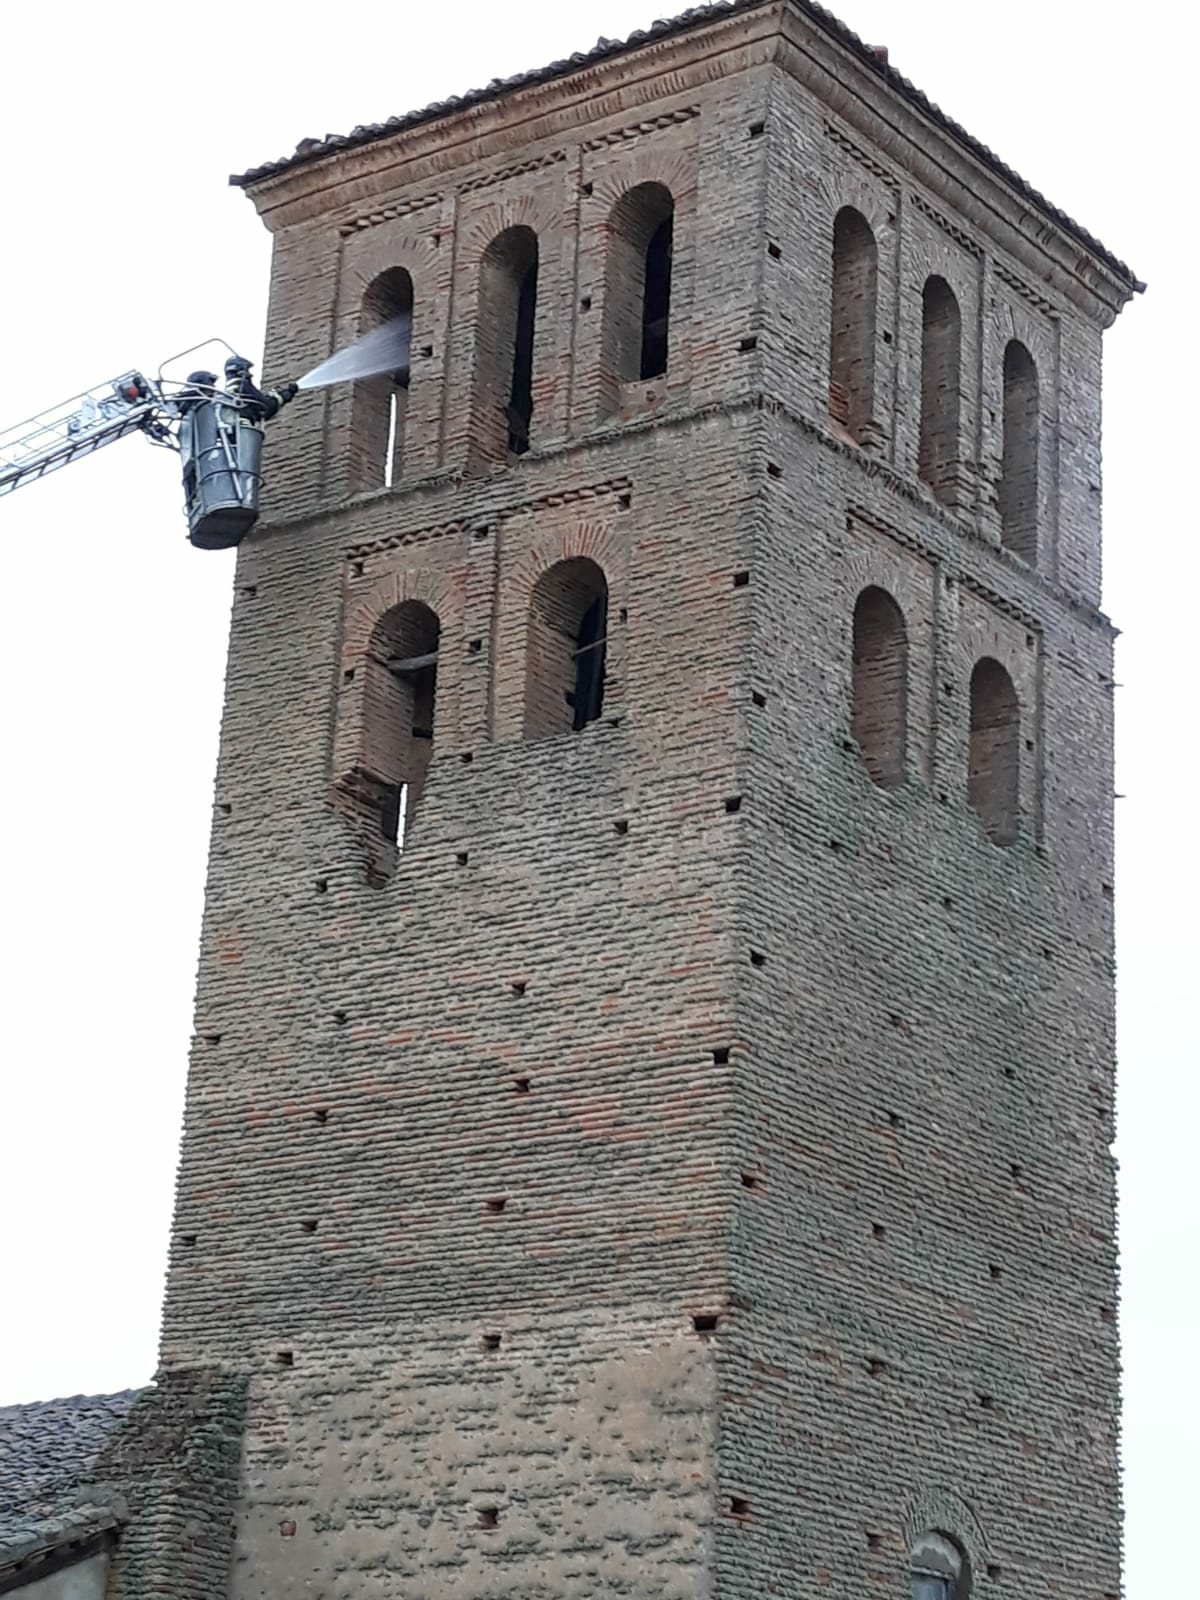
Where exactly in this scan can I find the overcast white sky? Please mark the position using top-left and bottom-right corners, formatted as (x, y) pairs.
(0, 2), (1192, 1593)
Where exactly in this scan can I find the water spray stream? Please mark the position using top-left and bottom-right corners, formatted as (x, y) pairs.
(297, 314), (413, 390)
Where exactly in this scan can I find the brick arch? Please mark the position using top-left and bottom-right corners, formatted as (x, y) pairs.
(591, 150), (696, 214)
(902, 1485), (991, 1586)
(816, 172), (894, 241)
(342, 566), (457, 665)
(337, 230), (440, 333)
(494, 518), (625, 743)
(506, 519), (623, 610)
(461, 193), (558, 263)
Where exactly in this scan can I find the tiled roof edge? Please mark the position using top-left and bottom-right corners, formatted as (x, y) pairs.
(229, 0), (1141, 291)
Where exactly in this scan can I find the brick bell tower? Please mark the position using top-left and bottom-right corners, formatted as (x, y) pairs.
(145, 5), (1139, 1599)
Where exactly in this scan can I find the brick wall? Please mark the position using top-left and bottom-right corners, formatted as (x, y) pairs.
(156, 5), (1131, 1597)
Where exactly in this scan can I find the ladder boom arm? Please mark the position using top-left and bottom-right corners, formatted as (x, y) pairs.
(0, 374), (166, 499)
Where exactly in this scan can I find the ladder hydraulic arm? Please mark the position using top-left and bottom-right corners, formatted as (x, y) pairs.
(0, 351), (297, 550)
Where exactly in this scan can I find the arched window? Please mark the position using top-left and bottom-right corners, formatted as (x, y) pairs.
(1000, 340), (1040, 562)
(359, 600), (440, 854)
(350, 267), (413, 492)
(919, 276), (962, 506)
(911, 1532), (967, 1600)
(851, 587), (907, 786)
(829, 207), (878, 440)
(472, 227), (539, 468)
(603, 183), (675, 388)
(968, 658), (1019, 846)
(524, 558), (608, 740)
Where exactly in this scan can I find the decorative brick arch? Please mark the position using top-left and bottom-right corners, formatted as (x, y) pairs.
(336, 564), (460, 780)
(494, 518), (626, 743)
(590, 148), (697, 215)
(902, 1484), (991, 1592)
(460, 191), (560, 264)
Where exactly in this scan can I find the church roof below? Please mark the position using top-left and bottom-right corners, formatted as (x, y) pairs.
(0, 1391), (141, 1568)
(230, 0), (1139, 292)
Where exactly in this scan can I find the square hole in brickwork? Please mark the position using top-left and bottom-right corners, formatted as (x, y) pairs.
(180, 1233), (197, 1248)
(618, 492), (632, 510)
(829, 838), (844, 854)
(481, 1332), (502, 1352)
(888, 1111), (904, 1130)
(614, 819), (629, 835)
(942, 895), (953, 911)
(580, 295), (592, 312)
(725, 796), (742, 814)
(275, 1351), (294, 1368)
(511, 980), (527, 998)
(473, 523), (490, 540)
(872, 1223), (886, 1240)
(352, 560), (364, 578)
(987, 1565), (1002, 1582)
(313, 1108), (329, 1125)
(581, 180), (594, 196)
(301, 1218), (318, 1234)
(343, 668), (355, 684)
(1002, 1065), (1016, 1081)
(468, 638), (482, 655)
(461, 751), (474, 765)
(989, 1263), (1002, 1280)
(749, 120), (766, 136)
(752, 690), (767, 708)
(749, 950), (766, 968)
(767, 461), (782, 478)
(241, 584), (257, 599)
(767, 241), (782, 260)
(203, 1033), (221, 1047)
(513, 1076), (532, 1094)
(738, 336), (758, 353)
(486, 1197), (508, 1215)
(732, 570), (750, 588)
(979, 1393), (997, 1410)
(477, 1507), (500, 1530)
(456, 851), (470, 866)
(618, 606), (628, 622)
(333, 1010), (348, 1026)
(315, 878), (328, 894)
(712, 1047), (731, 1066)
(868, 1357), (889, 1378)
(217, 802), (232, 817)
(741, 1171), (761, 1191)
(421, 345), (433, 359)
(693, 1313), (719, 1336)
(729, 1495), (752, 1517)
(882, 330), (893, 345)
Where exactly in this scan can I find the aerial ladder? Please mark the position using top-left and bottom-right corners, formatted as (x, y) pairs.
(0, 344), (298, 550)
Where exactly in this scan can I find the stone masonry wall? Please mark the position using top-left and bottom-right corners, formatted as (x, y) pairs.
(157, 5), (1128, 1597)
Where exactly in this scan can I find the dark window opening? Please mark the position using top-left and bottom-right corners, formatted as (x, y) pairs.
(525, 558), (609, 740)
(829, 207), (878, 440)
(968, 657), (1020, 846)
(911, 1533), (965, 1600)
(602, 183), (675, 402)
(471, 226), (539, 470)
(507, 258), (538, 455)
(640, 215), (673, 379)
(918, 275), (962, 506)
(351, 266), (414, 492)
(851, 586), (908, 786)
(1000, 339), (1040, 562)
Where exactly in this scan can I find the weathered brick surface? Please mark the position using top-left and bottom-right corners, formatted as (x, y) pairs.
(154, 4), (1133, 1596)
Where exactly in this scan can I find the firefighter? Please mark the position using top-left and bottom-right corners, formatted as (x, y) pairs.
(223, 356), (298, 423)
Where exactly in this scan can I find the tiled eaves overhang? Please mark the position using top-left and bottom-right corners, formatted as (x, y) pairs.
(231, 0), (1141, 305)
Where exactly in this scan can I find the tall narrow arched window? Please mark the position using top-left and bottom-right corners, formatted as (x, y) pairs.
(852, 587), (907, 786)
(471, 227), (539, 469)
(603, 183), (675, 392)
(1000, 340), (1040, 562)
(524, 558), (608, 740)
(919, 276), (962, 506)
(350, 267), (414, 492)
(911, 1532), (967, 1600)
(359, 600), (441, 856)
(829, 207), (878, 441)
(968, 658), (1019, 846)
